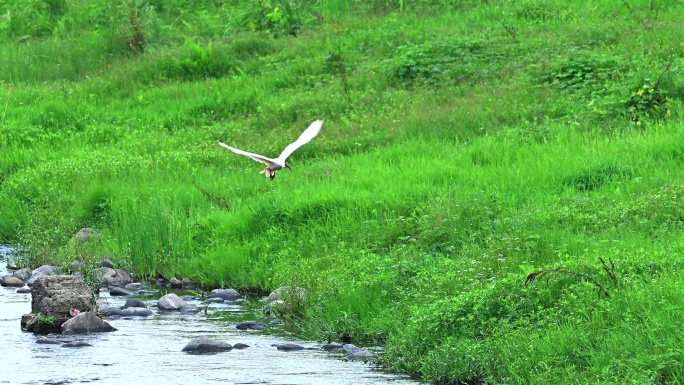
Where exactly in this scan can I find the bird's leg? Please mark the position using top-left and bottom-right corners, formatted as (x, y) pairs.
(260, 168), (277, 179)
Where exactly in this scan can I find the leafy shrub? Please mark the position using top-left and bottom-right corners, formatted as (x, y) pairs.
(512, 0), (573, 23)
(385, 37), (487, 85)
(240, 0), (302, 37)
(543, 55), (620, 90)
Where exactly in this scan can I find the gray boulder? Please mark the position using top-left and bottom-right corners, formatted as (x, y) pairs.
(182, 337), (232, 354)
(11, 268), (32, 282)
(36, 336), (61, 345)
(236, 321), (268, 330)
(275, 343), (306, 351)
(109, 286), (136, 296)
(70, 261), (84, 271)
(206, 297), (224, 303)
(62, 341), (92, 348)
(265, 286), (307, 315)
(100, 306), (123, 317)
(123, 298), (146, 309)
(33, 265), (62, 276)
(343, 344), (374, 360)
(125, 283), (146, 291)
(61, 312), (116, 334)
(27, 272), (47, 286)
(233, 343), (250, 349)
(321, 343), (344, 350)
(157, 293), (188, 311)
(95, 267), (131, 287)
(2, 276), (26, 287)
(21, 275), (97, 334)
(73, 228), (100, 243)
(169, 278), (183, 288)
(182, 278), (199, 289)
(121, 307), (153, 317)
(180, 304), (200, 315)
(17, 287), (31, 294)
(208, 288), (242, 302)
(97, 259), (114, 268)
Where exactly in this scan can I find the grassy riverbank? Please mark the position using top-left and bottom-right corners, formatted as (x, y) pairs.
(2, 0), (684, 383)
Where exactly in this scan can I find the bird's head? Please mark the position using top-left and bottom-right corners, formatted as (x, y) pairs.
(284, 161), (293, 172)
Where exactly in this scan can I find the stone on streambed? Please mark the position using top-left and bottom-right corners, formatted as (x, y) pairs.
(182, 337), (232, 354)
(321, 343), (345, 350)
(343, 344), (374, 360)
(36, 336), (62, 345)
(22, 275), (97, 334)
(207, 288), (243, 302)
(27, 272), (47, 286)
(235, 321), (268, 331)
(265, 286), (307, 316)
(2, 276), (26, 287)
(180, 304), (200, 315)
(62, 340), (92, 348)
(61, 312), (116, 334)
(157, 293), (188, 311)
(121, 307), (153, 317)
(95, 267), (131, 288)
(182, 278), (199, 289)
(108, 286), (136, 296)
(123, 298), (146, 309)
(100, 307), (123, 317)
(17, 287), (31, 294)
(33, 265), (62, 276)
(124, 283), (147, 291)
(273, 343), (316, 352)
(11, 268), (32, 282)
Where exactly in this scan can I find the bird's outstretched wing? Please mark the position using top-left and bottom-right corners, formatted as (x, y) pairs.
(218, 142), (276, 166)
(276, 120), (323, 163)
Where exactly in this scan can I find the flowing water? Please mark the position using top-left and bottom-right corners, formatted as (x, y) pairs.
(0, 246), (423, 385)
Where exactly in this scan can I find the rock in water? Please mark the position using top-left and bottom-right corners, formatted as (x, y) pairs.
(31, 276), (96, 318)
(157, 293), (188, 310)
(123, 298), (146, 309)
(275, 343), (306, 351)
(22, 275), (97, 334)
(235, 321), (268, 330)
(2, 276), (26, 287)
(207, 288), (243, 302)
(182, 337), (232, 354)
(61, 312), (116, 334)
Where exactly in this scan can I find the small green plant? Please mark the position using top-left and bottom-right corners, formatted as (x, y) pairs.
(543, 55), (619, 91)
(110, 0), (149, 54)
(35, 312), (56, 325)
(241, 0), (302, 37)
(324, 48), (351, 102)
(385, 37), (485, 85)
(525, 257), (618, 299)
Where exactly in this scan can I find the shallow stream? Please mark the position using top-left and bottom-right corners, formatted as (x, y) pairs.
(0, 245), (423, 385)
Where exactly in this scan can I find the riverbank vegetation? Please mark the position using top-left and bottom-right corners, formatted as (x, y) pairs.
(2, 0), (684, 383)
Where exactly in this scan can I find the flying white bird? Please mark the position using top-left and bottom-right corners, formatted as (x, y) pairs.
(219, 120), (323, 180)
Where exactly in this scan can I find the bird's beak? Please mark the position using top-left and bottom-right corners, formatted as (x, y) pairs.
(286, 164), (293, 173)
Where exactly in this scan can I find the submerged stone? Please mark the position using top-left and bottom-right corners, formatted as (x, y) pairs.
(182, 337), (232, 354)
(61, 312), (116, 334)
(236, 321), (268, 330)
(207, 288), (242, 302)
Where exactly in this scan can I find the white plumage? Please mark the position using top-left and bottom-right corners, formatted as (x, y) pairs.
(219, 120), (323, 179)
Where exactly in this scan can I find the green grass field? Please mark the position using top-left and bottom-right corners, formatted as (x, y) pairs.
(2, 0), (684, 383)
